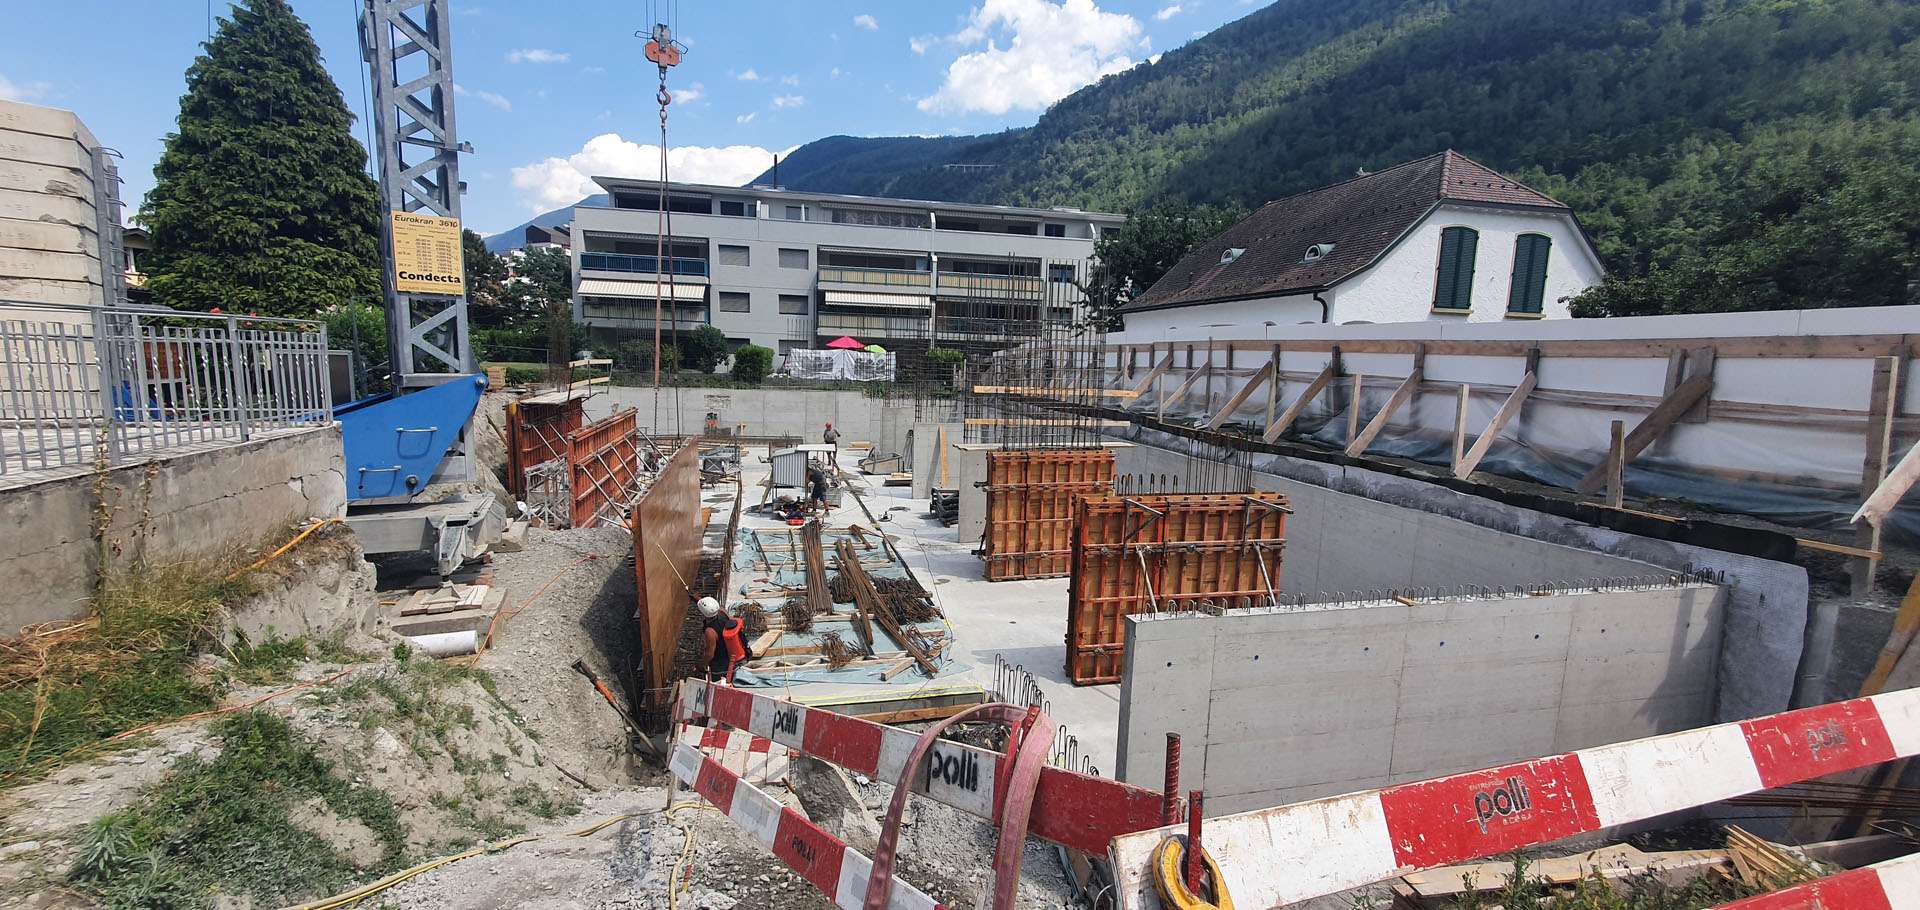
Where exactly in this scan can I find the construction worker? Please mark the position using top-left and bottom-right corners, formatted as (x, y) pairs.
(807, 461), (832, 516)
(699, 596), (749, 683)
(822, 421), (840, 469)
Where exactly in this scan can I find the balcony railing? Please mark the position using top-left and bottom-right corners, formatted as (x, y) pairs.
(580, 302), (710, 326)
(936, 273), (1043, 298)
(934, 316), (1045, 338)
(818, 267), (933, 288)
(579, 252), (710, 277)
(816, 312), (930, 337)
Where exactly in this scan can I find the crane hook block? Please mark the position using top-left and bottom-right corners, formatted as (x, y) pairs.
(644, 40), (680, 68)
(1150, 835), (1235, 910)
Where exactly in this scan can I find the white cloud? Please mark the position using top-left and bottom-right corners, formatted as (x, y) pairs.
(772, 94), (805, 108)
(919, 0), (1142, 115)
(675, 82), (705, 103)
(735, 68), (760, 82)
(505, 48), (569, 64)
(581, 65), (607, 75)
(1148, 53), (1163, 65)
(453, 83), (512, 111)
(1154, 4), (1182, 20)
(0, 74), (51, 102)
(510, 134), (779, 212)
(781, 74), (801, 86)
(853, 13), (879, 30)
(736, 112), (758, 125)
(909, 36), (931, 55)
(830, 67), (845, 78)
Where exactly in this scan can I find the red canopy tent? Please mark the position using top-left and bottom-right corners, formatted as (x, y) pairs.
(823, 336), (865, 350)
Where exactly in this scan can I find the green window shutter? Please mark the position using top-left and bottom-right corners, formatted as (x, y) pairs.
(1508, 234), (1551, 313)
(1434, 226), (1477, 311)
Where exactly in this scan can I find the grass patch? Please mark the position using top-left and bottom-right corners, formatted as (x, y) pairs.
(1439, 855), (1764, 909)
(0, 561), (249, 781)
(68, 709), (405, 910)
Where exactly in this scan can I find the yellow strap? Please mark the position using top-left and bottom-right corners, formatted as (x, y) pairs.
(1149, 835), (1235, 910)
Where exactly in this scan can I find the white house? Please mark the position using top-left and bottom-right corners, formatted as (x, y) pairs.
(1117, 151), (1605, 334)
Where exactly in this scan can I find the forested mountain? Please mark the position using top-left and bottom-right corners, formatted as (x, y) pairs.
(754, 0), (1920, 315)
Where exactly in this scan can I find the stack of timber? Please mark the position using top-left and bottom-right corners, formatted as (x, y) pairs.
(1065, 491), (1289, 685)
(981, 448), (1116, 581)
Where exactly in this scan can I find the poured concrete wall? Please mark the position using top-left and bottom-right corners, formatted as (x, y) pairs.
(1115, 583), (1726, 815)
(0, 426), (347, 634)
(909, 421), (963, 499)
(1114, 442), (1655, 594)
(592, 386), (957, 463)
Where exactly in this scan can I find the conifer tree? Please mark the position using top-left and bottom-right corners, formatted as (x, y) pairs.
(142, 0), (380, 316)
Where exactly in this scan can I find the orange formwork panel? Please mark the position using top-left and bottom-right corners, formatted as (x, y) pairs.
(568, 407), (640, 528)
(982, 448), (1116, 581)
(504, 396), (584, 498)
(1065, 492), (1288, 685)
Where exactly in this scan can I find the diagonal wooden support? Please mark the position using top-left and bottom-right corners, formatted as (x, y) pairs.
(1206, 356), (1276, 430)
(1575, 372), (1713, 493)
(1128, 354), (1174, 396)
(1345, 369), (1422, 456)
(1263, 363), (1335, 443)
(1454, 372), (1537, 479)
(1159, 363), (1211, 412)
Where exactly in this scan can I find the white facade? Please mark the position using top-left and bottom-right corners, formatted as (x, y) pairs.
(1121, 204), (1603, 338)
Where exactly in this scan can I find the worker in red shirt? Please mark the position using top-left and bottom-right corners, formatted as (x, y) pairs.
(699, 596), (749, 683)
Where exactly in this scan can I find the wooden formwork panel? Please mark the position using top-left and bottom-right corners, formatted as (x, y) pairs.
(569, 407), (639, 528)
(504, 397), (584, 497)
(982, 448), (1116, 581)
(632, 443), (701, 695)
(1065, 492), (1289, 685)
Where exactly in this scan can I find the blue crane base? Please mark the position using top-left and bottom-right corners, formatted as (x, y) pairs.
(334, 373), (488, 503)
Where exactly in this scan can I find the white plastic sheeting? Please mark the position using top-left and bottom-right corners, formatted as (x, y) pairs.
(779, 348), (896, 382)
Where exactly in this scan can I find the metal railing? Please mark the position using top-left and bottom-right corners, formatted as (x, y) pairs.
(1, 303), (332, 477)
(815, 312), (930, 337)
(937, 272), (1044, 298)
(579, 252), (710, 277)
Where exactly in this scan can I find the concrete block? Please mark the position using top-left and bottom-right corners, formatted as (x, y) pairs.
(0, 187), (95, 230)
(0, 101), (101, 148)
(0, 159), (94, 200)
(0, 128), (94, 175)
(0, 276), (101, 308)
(0, 247), (101, 283)
(0, 218), (93, 254)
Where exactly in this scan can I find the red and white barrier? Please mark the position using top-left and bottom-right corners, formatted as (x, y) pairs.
(678, 725), (791, 785)
(681, 679), (1165, 855)
(1712, 850), (1920, 909)
(669, 741), (949, 910)
(1108, 687), (1920, 909)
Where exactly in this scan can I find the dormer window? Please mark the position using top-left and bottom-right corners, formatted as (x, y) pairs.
(1220, 248), (1246, 265)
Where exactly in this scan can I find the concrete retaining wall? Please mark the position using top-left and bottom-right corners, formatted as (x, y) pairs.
(1115, 583), (1727, 815)
(0, 426), (347, 634)
(591, 386), (958, 463)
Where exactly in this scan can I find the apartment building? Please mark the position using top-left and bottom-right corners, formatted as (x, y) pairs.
(569, 178), (1125, 358)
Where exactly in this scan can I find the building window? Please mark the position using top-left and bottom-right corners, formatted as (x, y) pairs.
(778, 339), (807, 355)
(717, 291), (752, 313)
(718, 200), (747, 217)
(778, 248), (810, 269)
(830, 208), (930, 229)
(1432, 226), (1479, 312)
(1507, 233), (1552, 315)
(779, 294), (810, 315)
(716, 244), (750, 267)
(1048, 263), (1077, 283)
(784, 205), (804, 221)
(1044, 223), (1066, 237)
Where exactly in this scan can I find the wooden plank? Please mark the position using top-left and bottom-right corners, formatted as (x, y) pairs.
(1455, 371), (1537, 479)
(1076, 333), (1919, 361)
(748, 629), (781, 657)
(970, 385), (1143, 398)
(1206, 356), (1275, 430)
(1159, 363), (1211, 412)
(569, 357), (613, 368)
(1346, 374), (1364, 444)
(1605, 419), (1626, 508)
(1263, 363), (1334, 443)
(1128, 353), (1174, 396)
(963, 418), (1131, 427)
(1795, 537), (1883, 559)
(568, 375), (611, 389)
(858, 703), (976, 725)
(1574, 372), (1714, 493)
(1345, 369), (1422, 456)
(1854, 356), (1900, 595)
(1451, 384), (1470, 470)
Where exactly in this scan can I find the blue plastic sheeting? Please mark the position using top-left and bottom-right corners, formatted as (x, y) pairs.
(334, 373), (488, 502)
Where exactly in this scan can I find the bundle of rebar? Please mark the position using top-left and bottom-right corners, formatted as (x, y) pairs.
(801, 521), (832, 617)
(836, 538), (936, 675)
(737, 601), (769, 637)
(819, 631), (857, 669)
(873, 575), (941, 622)
(781, 594), (814, 632)
(1726, 780), (1920, 816)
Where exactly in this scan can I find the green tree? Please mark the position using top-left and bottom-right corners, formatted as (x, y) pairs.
(730, 345), (774, 385)
(507, 247), (573, 369)
(678, 324), (732, 373)
(462, 230), (515, 326)
(1085, 204), (1243, 329)
(141, 0), (380, 317)
(322, 302), (388, 395)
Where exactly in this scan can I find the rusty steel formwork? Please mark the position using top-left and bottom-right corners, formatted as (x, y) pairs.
(568, 407), (641, 528)
(631, 443), (701, 699)
(1065, 492), (1290, 685)
(982, 448), (1116, 581)
(504, 395), (585, 498)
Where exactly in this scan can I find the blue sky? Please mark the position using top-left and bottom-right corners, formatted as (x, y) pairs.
(0, 0), (1265, 235)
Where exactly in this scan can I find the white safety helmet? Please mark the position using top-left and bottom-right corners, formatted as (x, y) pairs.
(696, 596), (722, 617)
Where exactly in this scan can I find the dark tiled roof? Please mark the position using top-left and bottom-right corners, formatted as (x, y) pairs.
(1123, 151), (1567, 312)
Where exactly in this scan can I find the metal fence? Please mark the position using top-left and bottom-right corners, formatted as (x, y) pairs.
(0, 303), (332, 477)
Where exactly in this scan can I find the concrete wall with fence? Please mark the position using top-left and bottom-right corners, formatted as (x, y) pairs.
(1114, 580), (1727, 815)
(590, 385), (959, 461)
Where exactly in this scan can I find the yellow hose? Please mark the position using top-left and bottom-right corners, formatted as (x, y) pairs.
(227, 518), (346, 581)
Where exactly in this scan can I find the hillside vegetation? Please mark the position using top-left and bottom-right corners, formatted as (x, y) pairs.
(756, 0), (1920, 315)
